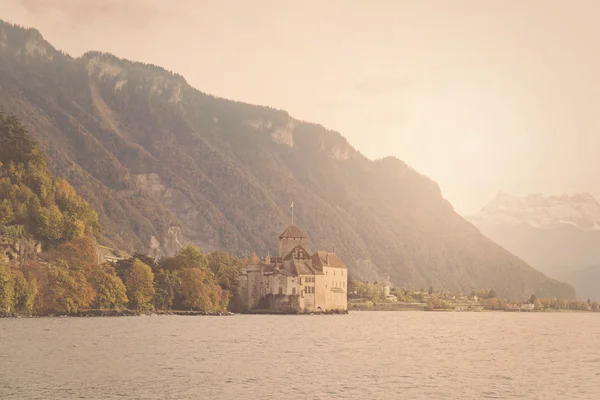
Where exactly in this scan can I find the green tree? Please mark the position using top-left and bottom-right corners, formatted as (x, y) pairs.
(89, 263), (128, 310)
(0, 199), (14, 225)
(154, 268), (180, 311)
(0, 260), (15, 313)
(125, 259), (155, 310)
(529, 294), (537, 304)
(207, 251), (242, 292)
(425, 299), (434, 311)
(115, 254), (158, 283)
(163, 245), (208, 271)
(11, 269), (37, 313)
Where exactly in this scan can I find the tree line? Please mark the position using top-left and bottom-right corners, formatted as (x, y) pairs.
(0, 236), (243, 315)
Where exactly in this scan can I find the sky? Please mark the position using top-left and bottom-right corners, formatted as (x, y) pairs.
(2, 0), (600, 215)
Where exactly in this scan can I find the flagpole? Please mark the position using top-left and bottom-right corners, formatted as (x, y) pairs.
(291, 202), (294, 226)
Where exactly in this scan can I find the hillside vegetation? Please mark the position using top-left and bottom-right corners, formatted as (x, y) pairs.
(0, 113), (101, 247)
(0, 114), (240, 315)
(0, 20), (575, 299)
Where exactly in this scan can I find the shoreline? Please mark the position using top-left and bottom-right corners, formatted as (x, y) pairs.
(0, 309), (349, 318)
(0, 310), (235, 318)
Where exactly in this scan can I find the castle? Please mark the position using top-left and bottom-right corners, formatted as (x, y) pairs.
(237, 225), (348, 313)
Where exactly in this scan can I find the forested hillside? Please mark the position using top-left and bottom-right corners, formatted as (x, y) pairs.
(0, 20), (575, 299)
(0, 113), (240, 315)
(0, 112), (100, 247)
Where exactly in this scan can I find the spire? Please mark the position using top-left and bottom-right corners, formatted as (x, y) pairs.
(249, 252), (260, 265)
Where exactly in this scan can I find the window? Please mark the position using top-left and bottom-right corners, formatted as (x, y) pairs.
(342, 271), (344, 277)
(279, 287), (283, 295)
(292, 288), (296, 295)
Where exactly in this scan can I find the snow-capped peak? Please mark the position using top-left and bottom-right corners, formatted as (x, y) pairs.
(468, 192), (600, 230)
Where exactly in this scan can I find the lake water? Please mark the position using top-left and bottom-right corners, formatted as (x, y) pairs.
(1, 311), (599, 399)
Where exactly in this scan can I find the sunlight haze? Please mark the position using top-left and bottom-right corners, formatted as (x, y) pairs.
(3, 0), (599, 214)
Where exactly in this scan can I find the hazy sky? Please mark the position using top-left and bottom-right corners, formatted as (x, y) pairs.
(2, 0), (600, 214)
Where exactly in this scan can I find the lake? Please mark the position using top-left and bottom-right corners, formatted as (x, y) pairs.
(1, 311), (599, 399)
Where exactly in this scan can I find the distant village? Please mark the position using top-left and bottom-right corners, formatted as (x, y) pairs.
(348, 284), (598, 312)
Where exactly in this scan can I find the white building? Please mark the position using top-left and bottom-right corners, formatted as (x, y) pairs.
(238, 225), (347, 313)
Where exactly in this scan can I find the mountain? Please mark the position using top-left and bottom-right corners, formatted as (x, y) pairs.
(469, 192), (600, 300)
(0, 20), (574, 299)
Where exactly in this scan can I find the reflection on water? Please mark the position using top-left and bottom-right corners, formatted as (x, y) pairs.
(1, 312), (599, 399)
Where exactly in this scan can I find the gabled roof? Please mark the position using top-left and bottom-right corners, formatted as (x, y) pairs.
(292, 259), (316, 275)
(283, 245), (311, 261)
(311, 251), (347, 269)
(279, 225), (306, 239)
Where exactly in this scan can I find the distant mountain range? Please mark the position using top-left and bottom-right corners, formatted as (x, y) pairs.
(469, 192), (600, 300)
(0, 20), (574, 299)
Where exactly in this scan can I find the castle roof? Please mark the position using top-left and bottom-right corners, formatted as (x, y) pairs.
(278, 225), (306, 239)
(311, 251), (346, 269)
(283, 245), (311, 261)
(291, 259), (316, 275)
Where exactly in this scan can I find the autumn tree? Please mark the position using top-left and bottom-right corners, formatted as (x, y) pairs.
(177, 267), (225, 311)
(45, 260), (95, 313)
(89, 263), (128, 310)
(125, 259), (155, 310)
(50, 236), (99, 274)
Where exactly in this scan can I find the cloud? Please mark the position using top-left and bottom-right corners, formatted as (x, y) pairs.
(17, 0), (162, 29)
(354, 77), (407, 96)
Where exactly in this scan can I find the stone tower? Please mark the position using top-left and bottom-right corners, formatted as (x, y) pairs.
(278, 225), (307, 257)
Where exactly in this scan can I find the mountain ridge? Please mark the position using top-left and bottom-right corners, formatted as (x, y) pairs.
(470, 192), (600, 300)
(0, 19), (575, 299)
(469, 192), (600, 230)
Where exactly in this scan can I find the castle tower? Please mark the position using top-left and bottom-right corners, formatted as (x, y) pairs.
(278, 225), (307, 257)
